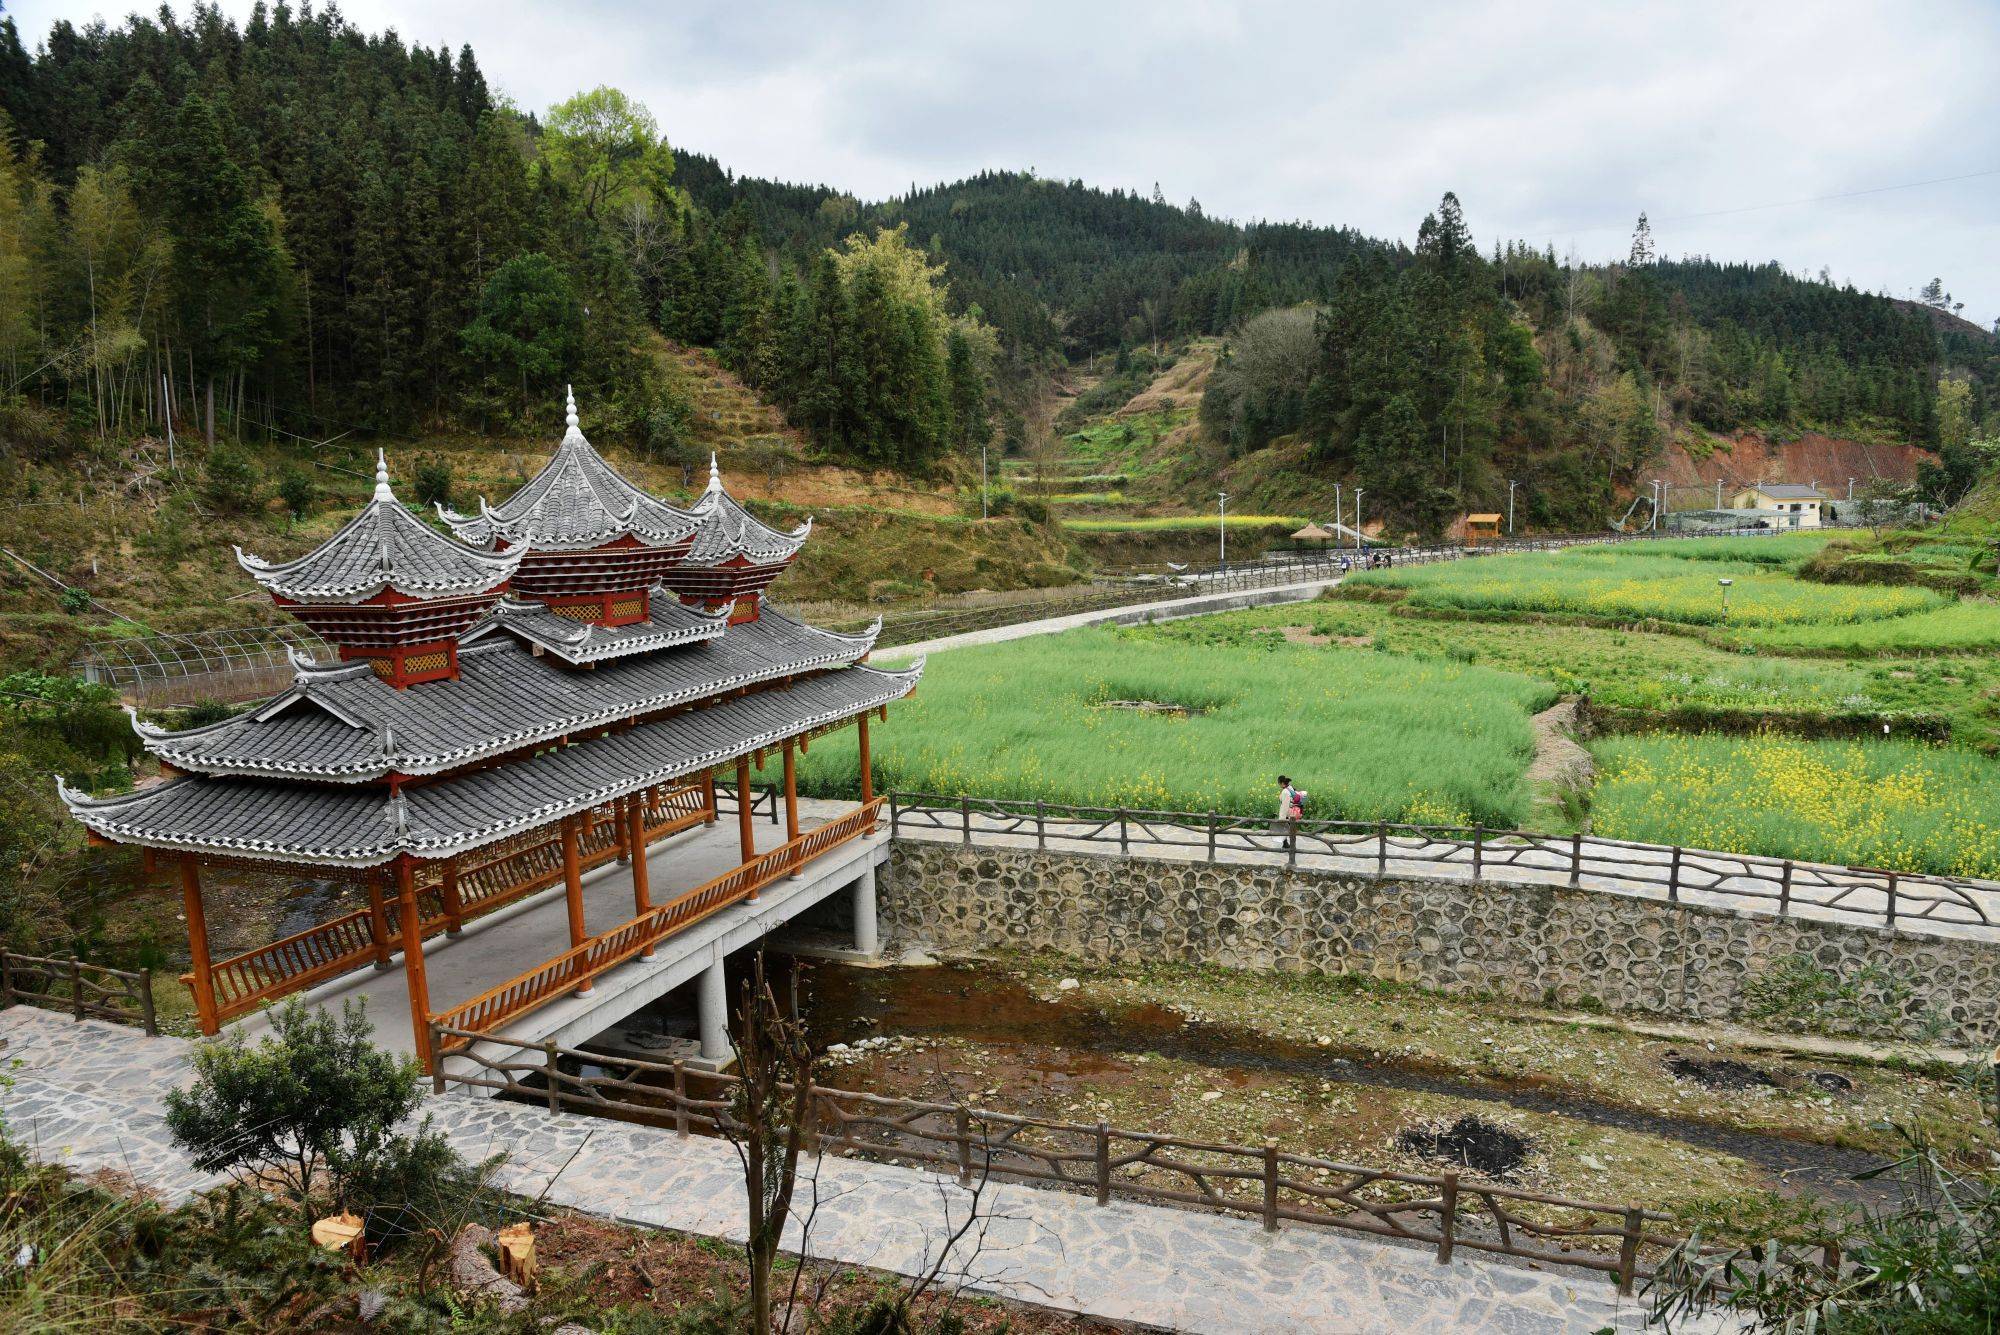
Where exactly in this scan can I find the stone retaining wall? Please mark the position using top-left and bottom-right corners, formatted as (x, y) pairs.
(878, 841), (2000, 1044)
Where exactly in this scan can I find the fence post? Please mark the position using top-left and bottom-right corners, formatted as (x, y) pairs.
(1885, 874), (1898, 927)
(673, 1061), (689, 1137)
(69, 957), (84, 1020)
(960, 795), (971, 846)
(429, 1026), (446, 1094)
(1035, 800), (1046, 850)
(956, 1105), (972, 1185)
(0, 951), (11, 1006)
(138, 969), (156, 1036)
(1778, 860), (1793, 917)
(1471, 828), (1483, 882)
(1570, 831), (1583, 887)
(1616, 1206), (1644, 1294)
(1436, 1173), (1459, 1264)
(1376, 821), (1388, 878)
(1206, 812), (1217, 863)
(1093, 1123), (1112, 1205)
(1262, 1140), (1280, 1232)
(1119, 811), (1129, 856)
(544, 1040), (562, 1114)
(1287, 825), (1297, 869)
(890, 793), (900, 838)
(1668, 846), (1682, 903)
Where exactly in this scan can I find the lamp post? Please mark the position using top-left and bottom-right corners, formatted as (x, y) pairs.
(1507, 479), (1517, 535)
(1333, 482), (1342, 547)
(1353, 488), (1365, 553)
(1217, 491), (1229, 568)
(1718, 576), (1733, 619)
(981, 441), (989, 519)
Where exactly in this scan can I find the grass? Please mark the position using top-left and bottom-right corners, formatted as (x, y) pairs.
(1570, 533), (1836, 567)
(818, 626), (1556, 825)
(1348, 548), (1945, 627)
(1059, 514), (1307, 533)
(1735, 601), (2000, 654)
(1591, 733), (2000, 878)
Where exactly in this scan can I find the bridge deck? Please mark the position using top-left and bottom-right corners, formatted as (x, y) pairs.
(236, 797), (872, 1060)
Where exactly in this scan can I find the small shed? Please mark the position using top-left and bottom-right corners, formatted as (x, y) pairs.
(1464, 513), (1503, 546)
(1290, 522), (1335, 547)
(1729, 483), (1824, 529)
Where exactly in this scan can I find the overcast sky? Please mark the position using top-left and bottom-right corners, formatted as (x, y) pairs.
(14, 0), (2000, 323)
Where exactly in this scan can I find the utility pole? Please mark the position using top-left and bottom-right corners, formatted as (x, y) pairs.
(1217, 491), (1229, 568)
(1507, 479), (1517, 535)
(980, 441), (989, 519)
(1715, 479), (1722, 511)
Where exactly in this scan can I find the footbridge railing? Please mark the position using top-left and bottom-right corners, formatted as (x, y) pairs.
(0, 950), (157, 1034)
(428, 1021), (1840, 1297)
(194, 781), (718, 1027)
(429, 798), (884, 1048)
(886, 794), (1998, 938)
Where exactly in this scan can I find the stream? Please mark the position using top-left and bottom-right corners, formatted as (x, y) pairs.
(781, 956), (1906, 1211)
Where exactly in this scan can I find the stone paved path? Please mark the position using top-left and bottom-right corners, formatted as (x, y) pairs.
(0, 1007), (1728, 1333)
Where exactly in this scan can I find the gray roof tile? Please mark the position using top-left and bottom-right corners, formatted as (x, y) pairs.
(65, 663), (920, 865)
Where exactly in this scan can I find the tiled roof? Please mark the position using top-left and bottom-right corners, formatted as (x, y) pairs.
(440, 389), (699, 553)
(236, 452), (522, 603)
(460, 593), (730, 665)
(683, 455), (811, 566)
(135, 606), (882, 782)
(65, 662), (919, 866)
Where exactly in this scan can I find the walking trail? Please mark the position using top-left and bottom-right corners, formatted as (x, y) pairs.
(0, 1006), (1727, 1333)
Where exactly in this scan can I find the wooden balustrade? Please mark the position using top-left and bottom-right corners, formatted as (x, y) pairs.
(2, 950), (157, 1034)
(191, 782), (716, 1026)
(428, 997), (1833, 1299)
(433, 798), (882, 1046)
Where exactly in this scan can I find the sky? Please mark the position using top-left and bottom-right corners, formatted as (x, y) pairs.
(13, 0), (2000, 324)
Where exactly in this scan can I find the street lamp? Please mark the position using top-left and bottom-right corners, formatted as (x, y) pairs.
(1717, 576), (1733, 619)
(1217, 491), (1229, 568)
(981, 441), (989, 519)
(1507, 479), (1517, 536)
(1354, 489), (1365, 553)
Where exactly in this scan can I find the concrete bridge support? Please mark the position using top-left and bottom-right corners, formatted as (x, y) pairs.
(697, 959), (731, 1064)
(853, 866), (879, 956)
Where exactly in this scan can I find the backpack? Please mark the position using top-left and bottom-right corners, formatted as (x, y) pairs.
(1288, 788), (1307, 817)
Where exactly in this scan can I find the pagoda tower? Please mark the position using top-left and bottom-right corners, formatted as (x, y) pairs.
(235, 451), (522, 687)
(440, 388), (701, 627)
(654, 453), (811, 623)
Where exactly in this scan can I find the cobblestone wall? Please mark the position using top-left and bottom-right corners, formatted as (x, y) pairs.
(878, 842), (2000, 1043)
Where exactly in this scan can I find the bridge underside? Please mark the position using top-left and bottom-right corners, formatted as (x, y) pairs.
(232, 797), (884, 1067)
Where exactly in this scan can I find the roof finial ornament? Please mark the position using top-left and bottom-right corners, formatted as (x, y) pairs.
(373, 449), (393, 501)
(565, 384), (579, 432)
(706, 452), (723, 494)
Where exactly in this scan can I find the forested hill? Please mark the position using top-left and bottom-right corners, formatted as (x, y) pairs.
(0, 4), (1990, 533)
(675, 155), (1380, 358)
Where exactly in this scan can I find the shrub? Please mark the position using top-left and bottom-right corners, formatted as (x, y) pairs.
(277, 465), (314, 518)
(201, 445), (258, 514)
(411, 456), (453, 509)
(163, 999), (430, 1223)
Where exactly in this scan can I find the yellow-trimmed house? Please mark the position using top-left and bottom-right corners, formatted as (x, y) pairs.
(1729, 483), (1824, 529)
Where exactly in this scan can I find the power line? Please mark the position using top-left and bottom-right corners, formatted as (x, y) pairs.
(1653, 166), (2000, 226)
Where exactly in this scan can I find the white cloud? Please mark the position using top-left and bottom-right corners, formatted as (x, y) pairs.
(12, 0), (1999, 320)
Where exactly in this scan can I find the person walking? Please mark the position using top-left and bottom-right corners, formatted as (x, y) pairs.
(1276, 775), (1306, 850)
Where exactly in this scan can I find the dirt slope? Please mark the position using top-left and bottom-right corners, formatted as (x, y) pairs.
(1660, 430), (1932, 494)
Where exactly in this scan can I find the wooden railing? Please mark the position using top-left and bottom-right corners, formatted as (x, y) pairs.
(428, 1022), (1841, 1296)
(430, 798), (883, 1047)
(887, 794), (1999, 938)
(1, 950), (157, 1034)
(193, 781), (718, 1026)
